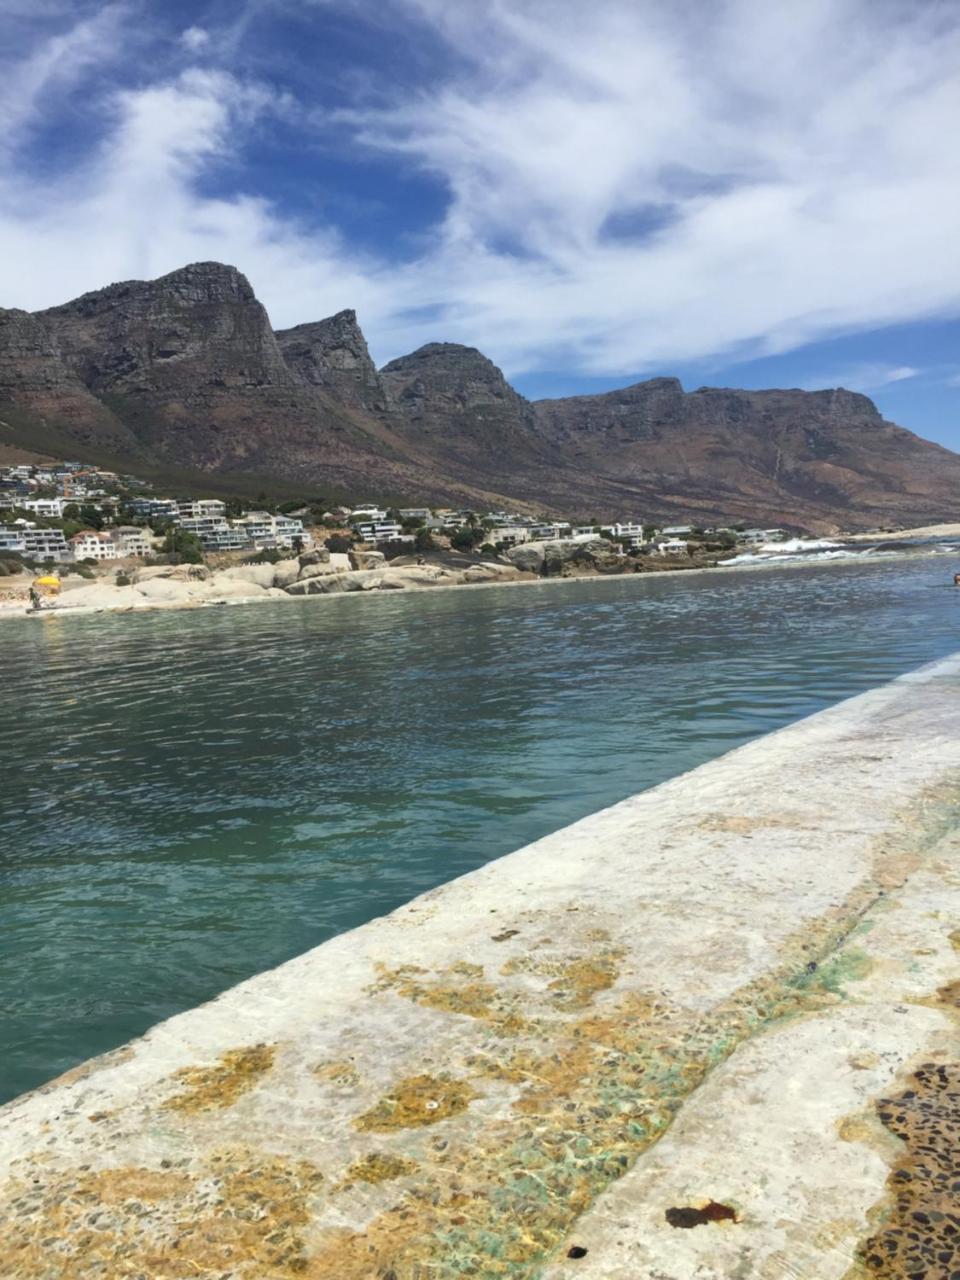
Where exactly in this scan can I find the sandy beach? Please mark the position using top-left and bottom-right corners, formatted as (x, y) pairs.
(845, 521), (960, 541)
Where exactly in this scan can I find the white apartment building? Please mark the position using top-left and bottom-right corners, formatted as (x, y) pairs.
(234, 512), (310, 550)
(177, 499), (227, 521)
(178, 516), (231, 539)
(601, 522), (648, 548)
(111, 527), (152, 557)
(202, 528), (249, 552)
(127, 498), (179, 521)
(20, 527), (70, 561)
(350, 505), (387, 523)
(0, 528), (26, 553)
(21, 497), (65, 518)
(356, 520), (402, 543)
(71, 531), (118, 561)
(491, 525), (533, 547)
(529, 522), (572, 540)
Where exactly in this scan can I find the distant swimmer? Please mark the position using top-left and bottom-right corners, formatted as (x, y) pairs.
(955, 572), (960, 586)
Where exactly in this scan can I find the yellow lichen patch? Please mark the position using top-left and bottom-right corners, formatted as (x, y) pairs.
(2, 1148), (325, 1280)
(307, 1217), (422, 1280)
(837, 1114), (878, 1145)
(510, 1042), (597, 1115)
(372, 959), (530, 1034)
(695, 812), (813, 834)
(343, 1152), (418, 1184)
(848, 1051), (881, 1071)
(547, 952), (623, 1009)
(164, 1043), (276, 1113)
(312, 1059), (360, 1088)
(373, 960), (498, 1019)
(355, 1074), (479, 1131)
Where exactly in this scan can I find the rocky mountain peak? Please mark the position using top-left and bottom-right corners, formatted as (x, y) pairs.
(275, 309), (387, 411)
(2, 260), (959, 531)
(380, 342), (527, 417)
(32, 261), (291, 397)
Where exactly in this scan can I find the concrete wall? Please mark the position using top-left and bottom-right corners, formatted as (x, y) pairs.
(3, 654), (960, 1278)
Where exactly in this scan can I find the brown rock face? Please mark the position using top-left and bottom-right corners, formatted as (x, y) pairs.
(0, 307), (137, 454)
(2, 260), (959, 530)
(275, 310), (388, 412)
(380, 343), (557, 490)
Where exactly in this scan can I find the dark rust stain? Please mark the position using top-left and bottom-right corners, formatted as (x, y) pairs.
(665, 1201), (738, 1228)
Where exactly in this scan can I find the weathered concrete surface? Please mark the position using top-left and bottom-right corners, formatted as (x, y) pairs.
(3, 656), (960, 1279)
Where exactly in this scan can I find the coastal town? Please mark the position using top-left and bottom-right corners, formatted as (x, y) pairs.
(0, 459), (789, 574)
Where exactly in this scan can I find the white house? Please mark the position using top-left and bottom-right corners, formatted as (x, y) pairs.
(18, 527), (69, 561)
(355, 520), (402, 543)
(111, 527), (152, 557)
(601, 522), (647, 548)
(177, 499), (227, 521)
(21, 497), (65, 518)
(71, 531), (118, 561)
(491, 525), (532, 547)
(350, 504), (387, 522)
(0, 529), (26, 554)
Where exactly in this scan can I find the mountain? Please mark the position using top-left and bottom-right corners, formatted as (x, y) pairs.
(1, 261), (958, 531)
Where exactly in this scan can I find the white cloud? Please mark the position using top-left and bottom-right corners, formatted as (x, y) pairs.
(1, 0), (959, 383)
(180, 25), (210, 52)
(797, 363), (919, 393)
(0, 4), (127, 152)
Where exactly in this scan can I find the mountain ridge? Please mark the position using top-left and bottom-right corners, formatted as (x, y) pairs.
(1, 261), (957, 532)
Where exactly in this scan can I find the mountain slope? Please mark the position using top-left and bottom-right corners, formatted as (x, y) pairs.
(1, 261), (958, 530)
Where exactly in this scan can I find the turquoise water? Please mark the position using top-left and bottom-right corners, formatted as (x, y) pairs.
(1, 555), (959, 1104)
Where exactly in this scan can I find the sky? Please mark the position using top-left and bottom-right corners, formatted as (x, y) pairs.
(2, 0), (960, 447)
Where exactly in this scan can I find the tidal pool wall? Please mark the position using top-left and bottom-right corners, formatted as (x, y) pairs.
(3, 654), (960, 1279)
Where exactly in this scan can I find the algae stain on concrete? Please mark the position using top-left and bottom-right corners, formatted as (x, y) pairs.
(165, 1043), (276, 1113)
(3, 1148), (325, 1279)
(373, 959), (530, 1034)
(355, 1074), (480, 1131)
(313, 908), (901, 1278)
(343, 1152), (418, 1184)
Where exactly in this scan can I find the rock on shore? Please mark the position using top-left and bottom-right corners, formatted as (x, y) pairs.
(32, 550), (526, 614)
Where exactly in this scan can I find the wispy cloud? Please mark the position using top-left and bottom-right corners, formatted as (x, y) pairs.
(797, 363), (920, 393)
(180, 26), (210, 53)
(0, 0), (959, 382)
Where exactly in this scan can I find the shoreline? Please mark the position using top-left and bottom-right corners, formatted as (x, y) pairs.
(1, 540), (955, 624)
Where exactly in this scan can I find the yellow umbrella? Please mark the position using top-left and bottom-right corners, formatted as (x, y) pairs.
(34, 575), (61, 595)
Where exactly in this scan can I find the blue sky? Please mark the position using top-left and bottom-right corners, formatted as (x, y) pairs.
(2, 0), (960, 447)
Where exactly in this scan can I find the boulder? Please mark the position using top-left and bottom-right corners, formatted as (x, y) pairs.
(461, 562), (522, 584)
(217, 563), (281, 590)
(285, 568), (385, 595)
(348, 548), (386, 571)
(131, 563), (210, 583)
(271, 558), (301, 589)
(503, 543), (546, 573)
(298, 546), (330, 568)
(297, 560), (340, 582)
(504, 538), (619, 576)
